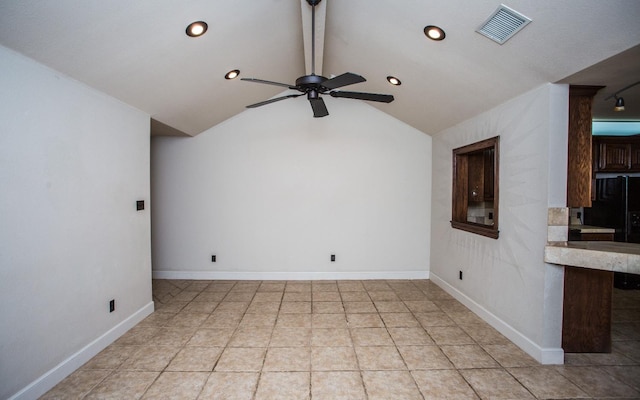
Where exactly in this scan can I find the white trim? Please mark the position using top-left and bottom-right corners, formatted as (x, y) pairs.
(152, 270), (429, 281)
(430, 273), (564, 365)
(9, 302), (155, 400)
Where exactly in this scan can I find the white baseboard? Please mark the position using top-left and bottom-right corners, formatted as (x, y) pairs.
(9, 301), (155, 400)
(429, 273), (564, 365)
(152, 269), (429, 281)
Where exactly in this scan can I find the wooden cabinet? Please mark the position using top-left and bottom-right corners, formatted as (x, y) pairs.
(467, 148), (494, 202)
(483, 148), (495, 200)
(599, 141), (630, 171)
(593, 135), (640, 172)
(467, 152), (485, 202)
(630, 141), (640, 170)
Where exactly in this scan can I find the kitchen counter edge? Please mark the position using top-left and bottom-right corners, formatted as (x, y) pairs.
(544, 241), (640, 274)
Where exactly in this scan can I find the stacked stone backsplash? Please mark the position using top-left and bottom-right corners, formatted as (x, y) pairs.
(548, 207), (569, 243)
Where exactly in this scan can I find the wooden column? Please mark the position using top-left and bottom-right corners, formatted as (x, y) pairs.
(562, 266), (613, 353)
(567, 85), (603, 208)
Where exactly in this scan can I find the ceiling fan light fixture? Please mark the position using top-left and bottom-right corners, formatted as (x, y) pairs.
(387, 76), (402, 86)
(424, 25), (445, 41)
(186, 21), (208, 37)
(614, 96), (625, 112)
(225, 69), (240, 80)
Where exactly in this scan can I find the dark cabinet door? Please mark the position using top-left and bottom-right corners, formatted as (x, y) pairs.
(483, 148), (494, 200)
(598, 142), (630, 171)
(467, 152), (484, 202)
(593, 136), (640, 172)
(630, 143), (640, 171)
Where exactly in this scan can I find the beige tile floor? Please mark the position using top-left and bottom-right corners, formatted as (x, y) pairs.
(42, 279), (640, 399)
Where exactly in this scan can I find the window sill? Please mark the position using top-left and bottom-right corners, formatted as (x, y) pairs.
(451, 221), (499, 239)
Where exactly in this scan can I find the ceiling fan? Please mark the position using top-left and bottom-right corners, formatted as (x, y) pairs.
(241, 0), (394, 118)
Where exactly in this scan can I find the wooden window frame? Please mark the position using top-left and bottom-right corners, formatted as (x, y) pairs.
(451, 136), (500, 239)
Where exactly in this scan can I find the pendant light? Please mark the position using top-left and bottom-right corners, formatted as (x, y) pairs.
(605, 81), (639, 112)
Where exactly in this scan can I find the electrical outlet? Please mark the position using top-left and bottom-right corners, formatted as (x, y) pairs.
(211, 255), (216, 262)
(331, 254), (336, 262)
(136, 200), (144, 211)
(459, 271), (463, 280)
(109, 299), (115, 313)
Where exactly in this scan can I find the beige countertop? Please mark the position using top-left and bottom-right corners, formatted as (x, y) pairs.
(545, 241), (640, 274)
(569, 225), (616, 234)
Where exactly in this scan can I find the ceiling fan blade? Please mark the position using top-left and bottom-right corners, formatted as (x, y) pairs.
(329, 91), (394, 103)
(321, 72), (366, 90)
(246, 94), (302, 108)
(309, 97), (329, 117)
(241, 77), (297, 89)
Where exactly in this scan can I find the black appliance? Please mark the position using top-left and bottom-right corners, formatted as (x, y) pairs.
(584, 176), (640, 289)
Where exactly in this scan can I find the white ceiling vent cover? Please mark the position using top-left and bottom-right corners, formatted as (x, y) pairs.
(476, 4), (531, 44)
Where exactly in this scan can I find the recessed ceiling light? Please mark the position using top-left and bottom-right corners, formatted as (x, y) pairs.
(387, 76), (402, 86)
(424, 25), (445, 41)
(186, 21), (208, 37)
(225, 69), (240, 80)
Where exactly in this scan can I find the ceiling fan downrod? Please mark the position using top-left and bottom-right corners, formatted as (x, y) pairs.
(307, 0), (321, 76)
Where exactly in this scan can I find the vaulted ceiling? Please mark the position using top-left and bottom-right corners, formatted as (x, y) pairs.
(1, 0), (639, 137)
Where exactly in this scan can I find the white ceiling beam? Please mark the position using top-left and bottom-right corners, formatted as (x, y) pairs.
(301, 0), (326, 76)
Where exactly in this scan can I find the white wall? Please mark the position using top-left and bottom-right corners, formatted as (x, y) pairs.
(430, 84), (569, 364)
(0, 46), (153, 399)
(151, 95), (431, 280)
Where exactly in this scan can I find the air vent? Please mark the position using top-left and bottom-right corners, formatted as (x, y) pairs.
(476, 4), (531, 44)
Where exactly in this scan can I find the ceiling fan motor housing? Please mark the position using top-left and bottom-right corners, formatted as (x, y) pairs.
(295, 74), (328, 92)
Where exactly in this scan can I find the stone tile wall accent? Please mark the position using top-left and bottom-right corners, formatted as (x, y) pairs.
(547, 207), (569, 243)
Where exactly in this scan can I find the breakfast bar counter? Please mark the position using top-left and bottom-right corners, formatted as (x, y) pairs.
(545, 241), (640, 353)
(544, 241), (640, 274)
